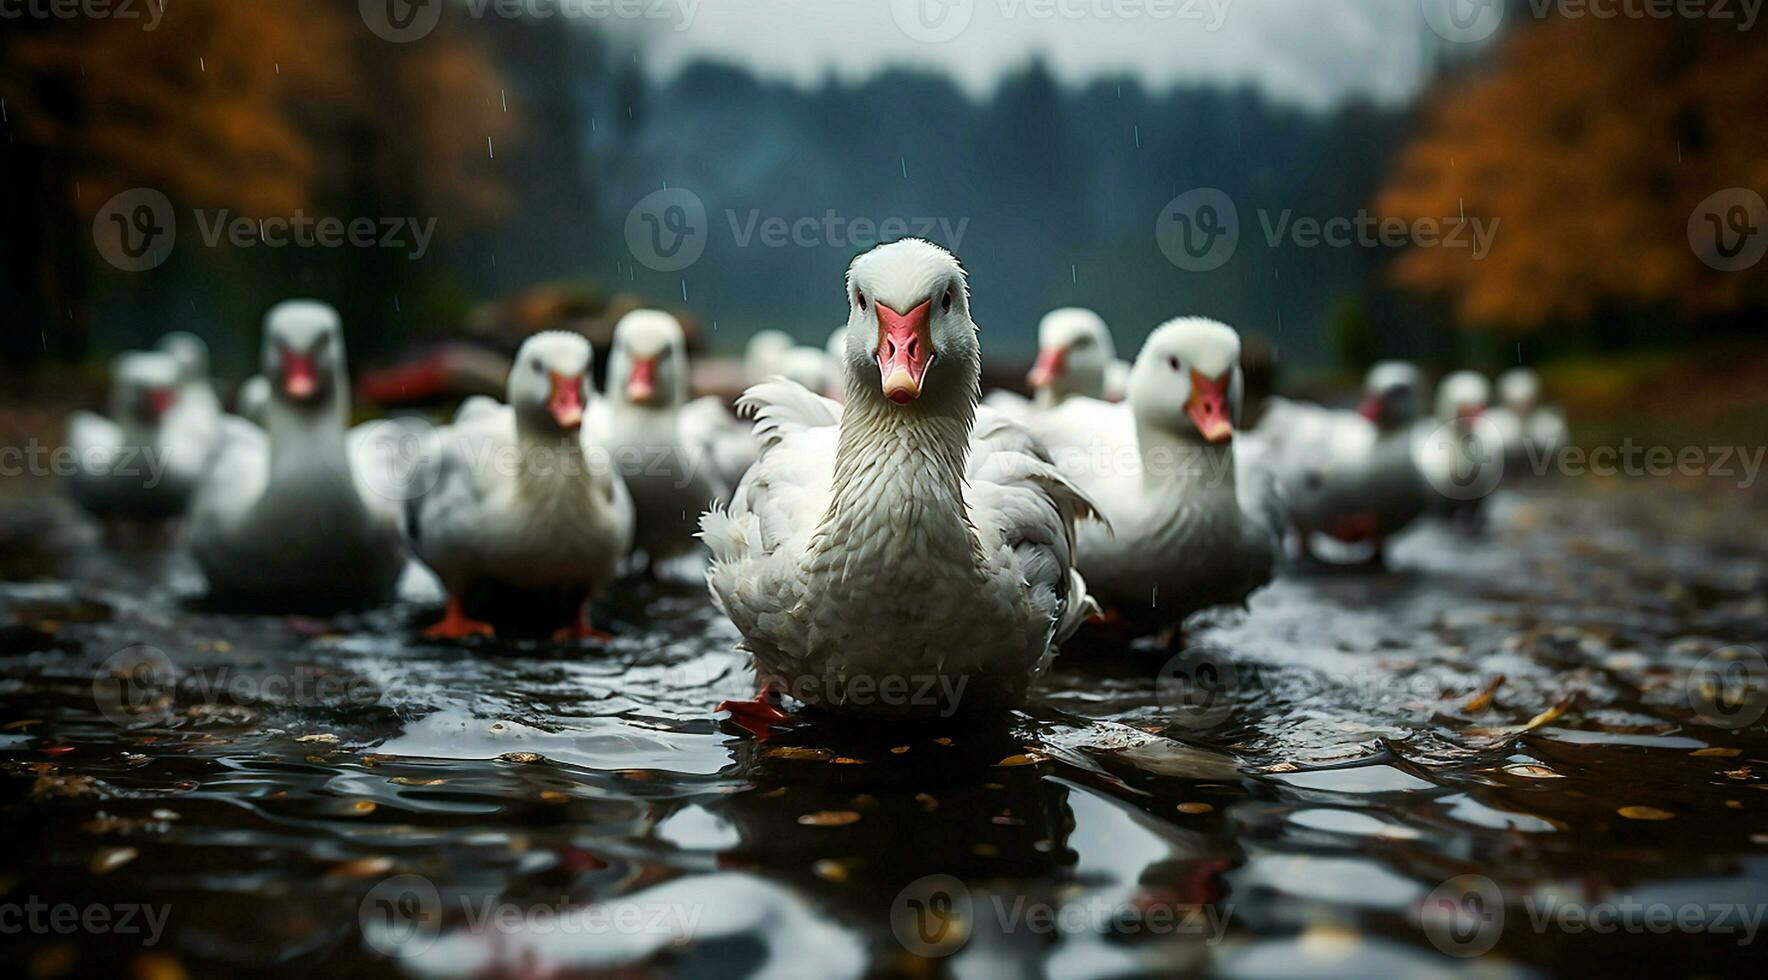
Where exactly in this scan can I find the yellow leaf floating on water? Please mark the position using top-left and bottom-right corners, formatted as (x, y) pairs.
(539, 790), (570, 804)
(915, 793), (938, 812)
(831, 757), (867, 765)
(327, 857), (394, 879)
(1503, 764), (1563, 779)
(90, 847), (137, 874)
(1461, 675), (1505, 714)
(133, 954), (191, 980)
(1618, 806), (1673, 821)
(890, 746), (910, 755)
(798, 810), (861, 827)
(1176, 802), (1214, 815)
(348, 800), (378, 816)
(932, 737), (954, 746)
(389, 777), (447, 786)
(1522, 698), (1572, 730)
(995, 753), (1049, 767)
(812, 859), (851, 882)
(295, 733), (339, 745)
(499, 752), (545, 765)
(762, 746), (830, 762)
(1691, 747), (1742, 757)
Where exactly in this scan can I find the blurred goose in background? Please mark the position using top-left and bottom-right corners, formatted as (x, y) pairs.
(186, 300), (407, 606)
(236, 375), (271, 426)
(823, 326), (848, 400)
(1490, 367), (1568, 475)
(600, 309), (725, 572)
(1039, 317), (1279, 645)
(702, 239), (1100, 726)
(407, 332), (634, 639)
(66, 350), (205, 523)
(1275, 361), (1431, 564)
(743, 329), (795, 385)
(777, 345), (834, 395)
(1027, 308), (1116, 407)
(1417, 369), (1500, 530)
(157, 331), (223, 423)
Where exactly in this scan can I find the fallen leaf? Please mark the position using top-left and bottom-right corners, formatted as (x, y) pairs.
(1691, 747), (1742, 757)
(812, 859), (850, 882)
(295, 734), (340, 745)
(1461, 675), (1505, 714)
(1618, 805), (1673, 821)
(90, 847), (137, 874)
(327, 857), (394, 878)
(914, 793), (938, 812)
(1503, 764), (1563, 779)
(798, 810), (861, 827)
(1176, 802), (1214, 815)
(389, 777), (447, 786)
(499, 752), (545, 765)
(762, 746), (830, 762)
(995, 753), (1048, 767)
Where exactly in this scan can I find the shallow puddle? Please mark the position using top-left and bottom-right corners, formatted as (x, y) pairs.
(0, 479), (1763, 977)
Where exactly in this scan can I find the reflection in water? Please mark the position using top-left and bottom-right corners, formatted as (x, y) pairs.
(0, 479), (1763, 977)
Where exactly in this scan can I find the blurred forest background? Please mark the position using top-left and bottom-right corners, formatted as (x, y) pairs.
(0, 0), (1763, 438)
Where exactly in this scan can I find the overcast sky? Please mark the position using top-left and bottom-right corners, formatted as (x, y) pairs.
(627, 0), (1450, 109)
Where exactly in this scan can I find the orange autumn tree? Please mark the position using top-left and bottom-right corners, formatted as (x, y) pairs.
(1376, 15), (1768, 332)
(0, 1), (517, 353)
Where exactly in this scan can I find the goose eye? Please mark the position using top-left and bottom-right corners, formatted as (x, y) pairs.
(941, 289), (953, 313)
(1168, 356), (1181, 371)
(531, 359), (545, 376)
(856, 290), (867, 311)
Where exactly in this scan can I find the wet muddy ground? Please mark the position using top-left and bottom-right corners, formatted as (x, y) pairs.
(0, 476), (1764, 978)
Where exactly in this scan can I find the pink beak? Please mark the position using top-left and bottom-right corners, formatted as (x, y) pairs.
(625, 356), (658, 404)
(143, 388), (176, 420)
(1027, 346), (1066, 389)
(1186, 370), (1234, 444)
(1457, 403), (1484, 422)
(549, 372), (584, 429)
(1357, 393), (1384, 423)
(876, 300), (932, 404)
(281, 353), (317, 400)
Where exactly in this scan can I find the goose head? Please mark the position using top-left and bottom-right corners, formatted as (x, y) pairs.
(1127, 317), (1243, 445)
(109, 351), (182, 429)
(609, 310), (687, 409)
(156, 331), (211, 390)
(744, 329), (794, 385)
(1435, 370), (1491, 433)
(1497, 367), (1541, 416)
(779, 346), (834, 394)
(1359, 360), (1426, 431)
(1027, 308), (1114, 402)
(261, 300), (346, 413)
(842, 238), (978, 409)
(509, 331), (593, 433)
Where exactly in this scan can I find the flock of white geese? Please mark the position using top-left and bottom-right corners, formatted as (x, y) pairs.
(65, 239), (1566, 725)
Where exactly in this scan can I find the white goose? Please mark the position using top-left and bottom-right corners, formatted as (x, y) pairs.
(1274, 361), (1431, 562)
(702, 239), (1100, 723)
(66, 350), (204, 522)
(1417, 369), (1500, 526)
(1038, 318), (1279, 643)
(1490, 367), (1567, 476)
(156, 331), (223, 423)
(186, 300), (407, 606)
(598, 310), (724, 570)
(407, 332), (634, 639)
(1027, 307), (1117, 407)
